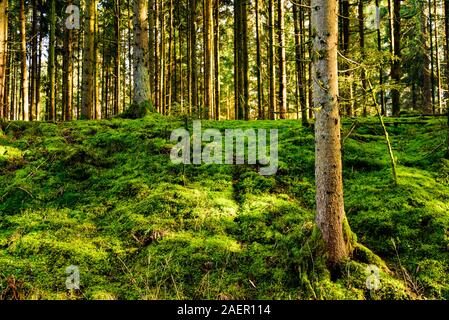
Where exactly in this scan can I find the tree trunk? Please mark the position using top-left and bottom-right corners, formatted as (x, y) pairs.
(390, 0), (401, 116)
(20, 0), (29, 121)
(81, 0), (96, 119)
(268, 0), (276, 120)
(0, 0), (8, 119)
(133, 0), (151, 104)
(204, 0), (214, 119)
(256, 0), (263, 120)
(214, 0), (220, 120)
(444, 0), (449, 157)
(293, 1), (307, 125)
(312, 0), (349, 267)
(189, 0), (198, 115)
(63, 0), (74, 121)
(433, 0), (443, 114)
(422, 5), (433, 114)
(114, 0), (121, 115)
(277, 0), (287, 119)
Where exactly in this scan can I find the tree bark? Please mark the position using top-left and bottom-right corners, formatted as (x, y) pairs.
(312, 0), (349, 267)
(255, 0), (263, 120)
(63, 0), (74, 121)
(277, 0), (287, 119)
(268, 0), (276, 120)
(390, 0), (401, 116)
(114, 0), (121, 115)
(133, 0), (152, 104)
(293, 1), (307, 125)
(0, 0), (8, 119)
(20, 0), (29, 121)
(204, 0), (214, 119)
(82, 0), (96, 119)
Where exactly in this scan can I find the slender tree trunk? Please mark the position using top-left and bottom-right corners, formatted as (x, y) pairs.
(433, 0), (443, 114)
(268, 0), (276, 120)
(133, 0), (152, 105)
(190, 0), (198, 115)
(63, 0), (74, 121)
(422, 5), (433, 114)
(312, 0), (349, 267)
(81, 0), (96, 119)
(340, 0), (351, 116)
(214, 0), (220, 120)
(114, 0), (121, 115)
(293, 1), (307, 125)
(20, 0), (29, 121)
(390, 0), (401, 116)
(308, 0), (314, 120)
(375, 0), (385, 115)
(167, 0), (174, 115)
(444, 0), (449, 157)
(0, 0), (8, 119)
(29, 0), (38, 121)
(277, 0), (287, 119)
(256, 0), (263, 120)
(358, 0), (367, 116)
(204, 0), (214, 119)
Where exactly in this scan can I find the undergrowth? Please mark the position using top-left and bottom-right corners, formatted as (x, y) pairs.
(0, 115), (448, 300)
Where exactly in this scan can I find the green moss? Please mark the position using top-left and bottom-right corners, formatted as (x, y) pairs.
(0, 116), (448, 299)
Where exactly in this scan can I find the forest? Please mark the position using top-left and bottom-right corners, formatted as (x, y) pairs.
(0, 0), (449, 301)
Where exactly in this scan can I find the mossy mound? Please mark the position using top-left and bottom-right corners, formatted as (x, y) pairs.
(0, 115), (448, 299)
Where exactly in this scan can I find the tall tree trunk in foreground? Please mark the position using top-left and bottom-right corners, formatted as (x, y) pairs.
(0, 0), (8, 119)
(133, 0), (151, 104)
(312, 0), (349, 267)
(20, 0), (29, 121)
(82, 0), (96, 119)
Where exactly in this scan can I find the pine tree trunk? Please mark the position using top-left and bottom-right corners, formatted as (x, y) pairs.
(214, 0), (220, 120)
(444, 0), (449, 157)
(293, 1), (307, 125)
(30, 0), (38, 121)
(422, 6), (433, 114)
(63, 0), (74, 121)
(189, 0), (198, 115)
(358, 0), (367, 116)
(114, 0), (121, 115)
(0, 0), (8, 119)
(312, 0), (349, 267)
(277, 0), (287, 119)
(268, 0), (276, 120)
(390, 0), (401, 116)
(19, 0), (29, 121)
(133, 0), (151, 105)
(256, 0), (263, 120)
(433, 0), (443, 114)
(204, 0), (214, 119)
(82, 0), (96, 119)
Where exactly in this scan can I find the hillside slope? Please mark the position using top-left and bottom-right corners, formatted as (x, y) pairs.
(0, 116), (448, 300)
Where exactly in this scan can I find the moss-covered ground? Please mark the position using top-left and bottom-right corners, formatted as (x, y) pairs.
(0, 115), (448, 300)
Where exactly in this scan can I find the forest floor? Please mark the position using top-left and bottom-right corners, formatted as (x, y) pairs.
(1, 115), (449, 300)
